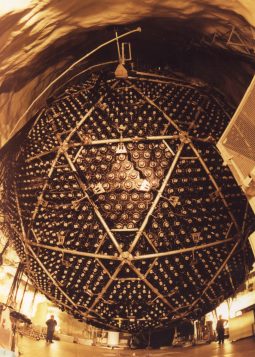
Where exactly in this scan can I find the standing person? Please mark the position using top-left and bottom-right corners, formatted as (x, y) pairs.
(46, 315), (57, 343)
(216, 315), (227, 345)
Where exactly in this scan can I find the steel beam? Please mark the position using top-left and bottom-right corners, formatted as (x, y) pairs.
(25, 135), (180, 163)
(24, 240), (121, 261)
(129, 142), (184, 253)
(129, 73), (198, 90)
(129, 262), (175, 311)
(84, 261), (125, 317)
(181, 239), (241, 317)
(74, 175), (123, 254)
(28, 92), (109, 229)
(128, 81), (181, 132)
(132, 237), (235, 260)
(189, 142), (241, 233)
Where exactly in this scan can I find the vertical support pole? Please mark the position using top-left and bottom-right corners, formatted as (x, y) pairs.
(19, 276), (29, 312)
(115, 31), (121, 63)
(30, 289), (37, 318)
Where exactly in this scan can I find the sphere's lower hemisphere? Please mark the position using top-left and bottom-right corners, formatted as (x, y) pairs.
(4, 69), (254, 331)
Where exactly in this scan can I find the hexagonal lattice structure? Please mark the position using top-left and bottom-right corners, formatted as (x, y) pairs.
(1, 69), (254, 331)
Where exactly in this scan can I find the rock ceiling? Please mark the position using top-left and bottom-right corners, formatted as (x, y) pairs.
(0, 0), (255, 146)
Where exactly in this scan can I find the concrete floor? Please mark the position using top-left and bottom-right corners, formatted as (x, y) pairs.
(18, 337), (255, 357)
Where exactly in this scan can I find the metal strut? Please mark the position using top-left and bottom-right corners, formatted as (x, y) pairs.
(7, 27), (142, 143)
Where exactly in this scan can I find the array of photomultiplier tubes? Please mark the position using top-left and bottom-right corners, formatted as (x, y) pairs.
(4, 69), (254, 331)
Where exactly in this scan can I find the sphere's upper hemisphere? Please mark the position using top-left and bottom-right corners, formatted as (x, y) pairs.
(4, 68), (254, 331)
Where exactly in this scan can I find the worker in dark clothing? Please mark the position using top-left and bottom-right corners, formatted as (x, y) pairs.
(46, 315), (57, 343)
(216, 315), (227, 344)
